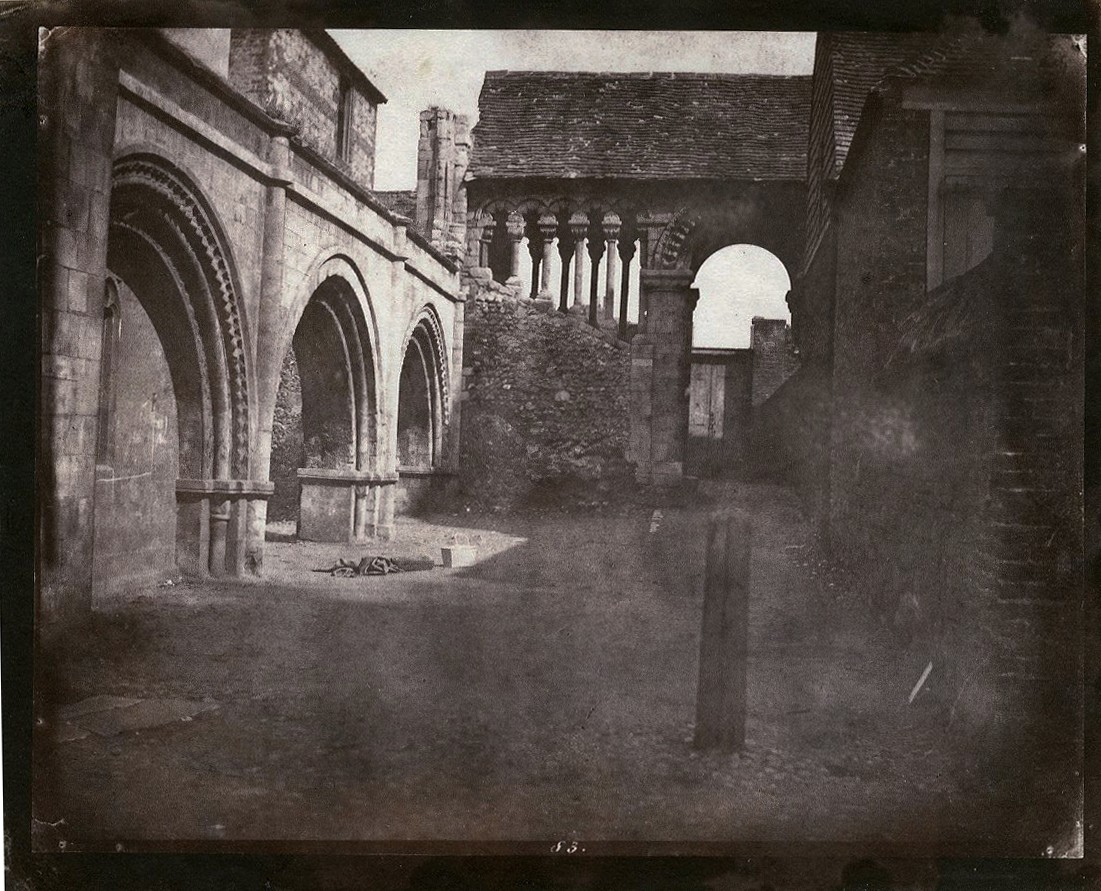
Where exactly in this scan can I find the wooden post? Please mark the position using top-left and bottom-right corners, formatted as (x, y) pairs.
(694, 511), (751, 751)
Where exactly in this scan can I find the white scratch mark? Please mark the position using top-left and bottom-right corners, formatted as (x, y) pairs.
(908, 661), (933, 704)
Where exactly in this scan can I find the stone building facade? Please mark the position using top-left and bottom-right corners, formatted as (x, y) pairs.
(463, 71), (810, 486)
(38, 28), (465, 623)
(765, 30), (1086, 733)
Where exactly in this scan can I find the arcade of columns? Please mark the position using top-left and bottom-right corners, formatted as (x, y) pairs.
(465, 199), (706, 484)
(469, 206), (659, 341)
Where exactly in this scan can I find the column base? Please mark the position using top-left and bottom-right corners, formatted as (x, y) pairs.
(176, 479), (275, 577)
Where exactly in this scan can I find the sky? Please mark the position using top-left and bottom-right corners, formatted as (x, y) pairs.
(330, 30), (813, 348)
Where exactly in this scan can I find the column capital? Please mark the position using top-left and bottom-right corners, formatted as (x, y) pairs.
(603, 211), (622, 242)
(476, 215), (496, 242)
(505, 211), (525, 240)
(569, 211), (589, 240)
(538, 213), (559, 241)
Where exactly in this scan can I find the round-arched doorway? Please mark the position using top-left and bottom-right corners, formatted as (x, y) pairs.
(686, 244), (792, 478)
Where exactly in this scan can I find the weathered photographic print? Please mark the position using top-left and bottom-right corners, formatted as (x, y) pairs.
(34, 25), (1085, 857)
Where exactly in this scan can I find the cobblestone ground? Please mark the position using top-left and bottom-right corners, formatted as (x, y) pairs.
(33, 483), (1073, 854)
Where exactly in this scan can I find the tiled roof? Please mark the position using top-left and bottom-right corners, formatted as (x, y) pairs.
(824, 32), (939, 178)
(470, 71), (811, 181)
(373, 189), (417, 220)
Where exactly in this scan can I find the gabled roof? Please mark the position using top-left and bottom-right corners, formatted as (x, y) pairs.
(469, 71), (811, 182)
(822, 32), (940, 179)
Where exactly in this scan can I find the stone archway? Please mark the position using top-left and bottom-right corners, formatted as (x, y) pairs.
(650, 190), (803, 277)
(96, 154), (261, 586)
(274, 272), (384, 542)
(630, 192), (803, 485)
(395, 308), (450, 514)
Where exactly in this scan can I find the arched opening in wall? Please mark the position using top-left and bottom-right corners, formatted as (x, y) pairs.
(398, 342), (433, 467)
(91, 271), (182, 588)
(487, 209), (513, 284)
(270, 275), (376, 533)
(95, 155), (250, 588)
(686, 244), (793, 479)
(692, 244), (791, 349)
(396, 314), (446, 515)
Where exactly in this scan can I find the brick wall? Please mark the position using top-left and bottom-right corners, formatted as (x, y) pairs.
(972, 242), (1083, 727)
(228, 30), (378, 188)
(862, 240), (1080, 741)
(829, 102), (930, 560)
(459, 270), (633, 509)
(793, 223), (836, 365)
(158, 29), (230, 78)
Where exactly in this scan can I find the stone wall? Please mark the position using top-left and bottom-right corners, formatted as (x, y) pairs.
(90, 278), (180, 593)
(829, 103), (930, 557)
(459, 270), (633, 509)
(228, 30), (378, 188)
(38, 29), (120, 621)
(750, 317), (799, 406)
(750, 361), (832, 524)
(38, 30), (464, 621)
(269, 348), (303, 522)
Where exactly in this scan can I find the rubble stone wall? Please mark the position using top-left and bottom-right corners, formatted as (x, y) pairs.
(458, 270), (634, 509)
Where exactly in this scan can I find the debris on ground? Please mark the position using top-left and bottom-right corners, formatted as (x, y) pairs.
(313, 556), (432, 577)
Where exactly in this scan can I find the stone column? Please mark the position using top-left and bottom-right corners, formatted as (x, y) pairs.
(603, 213), (621, 324)
(618, 237), (637, 340)
(538, 214), (558, 302)
(376, 479), (398, 540)
(208, 497), (232, 576)
(570, 212), (588, 311)
(505, 211), (524, 285)
(587, 227), (605, 328)
(247, 131), (292, 575)
(557, 231), (573, 312)
(527, 230), (542, 299)
(354, 483), (370, 539)
(635, 269), (698, 485)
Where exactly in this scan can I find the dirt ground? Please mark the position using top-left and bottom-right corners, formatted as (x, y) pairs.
(32, 482), (1076, 855)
